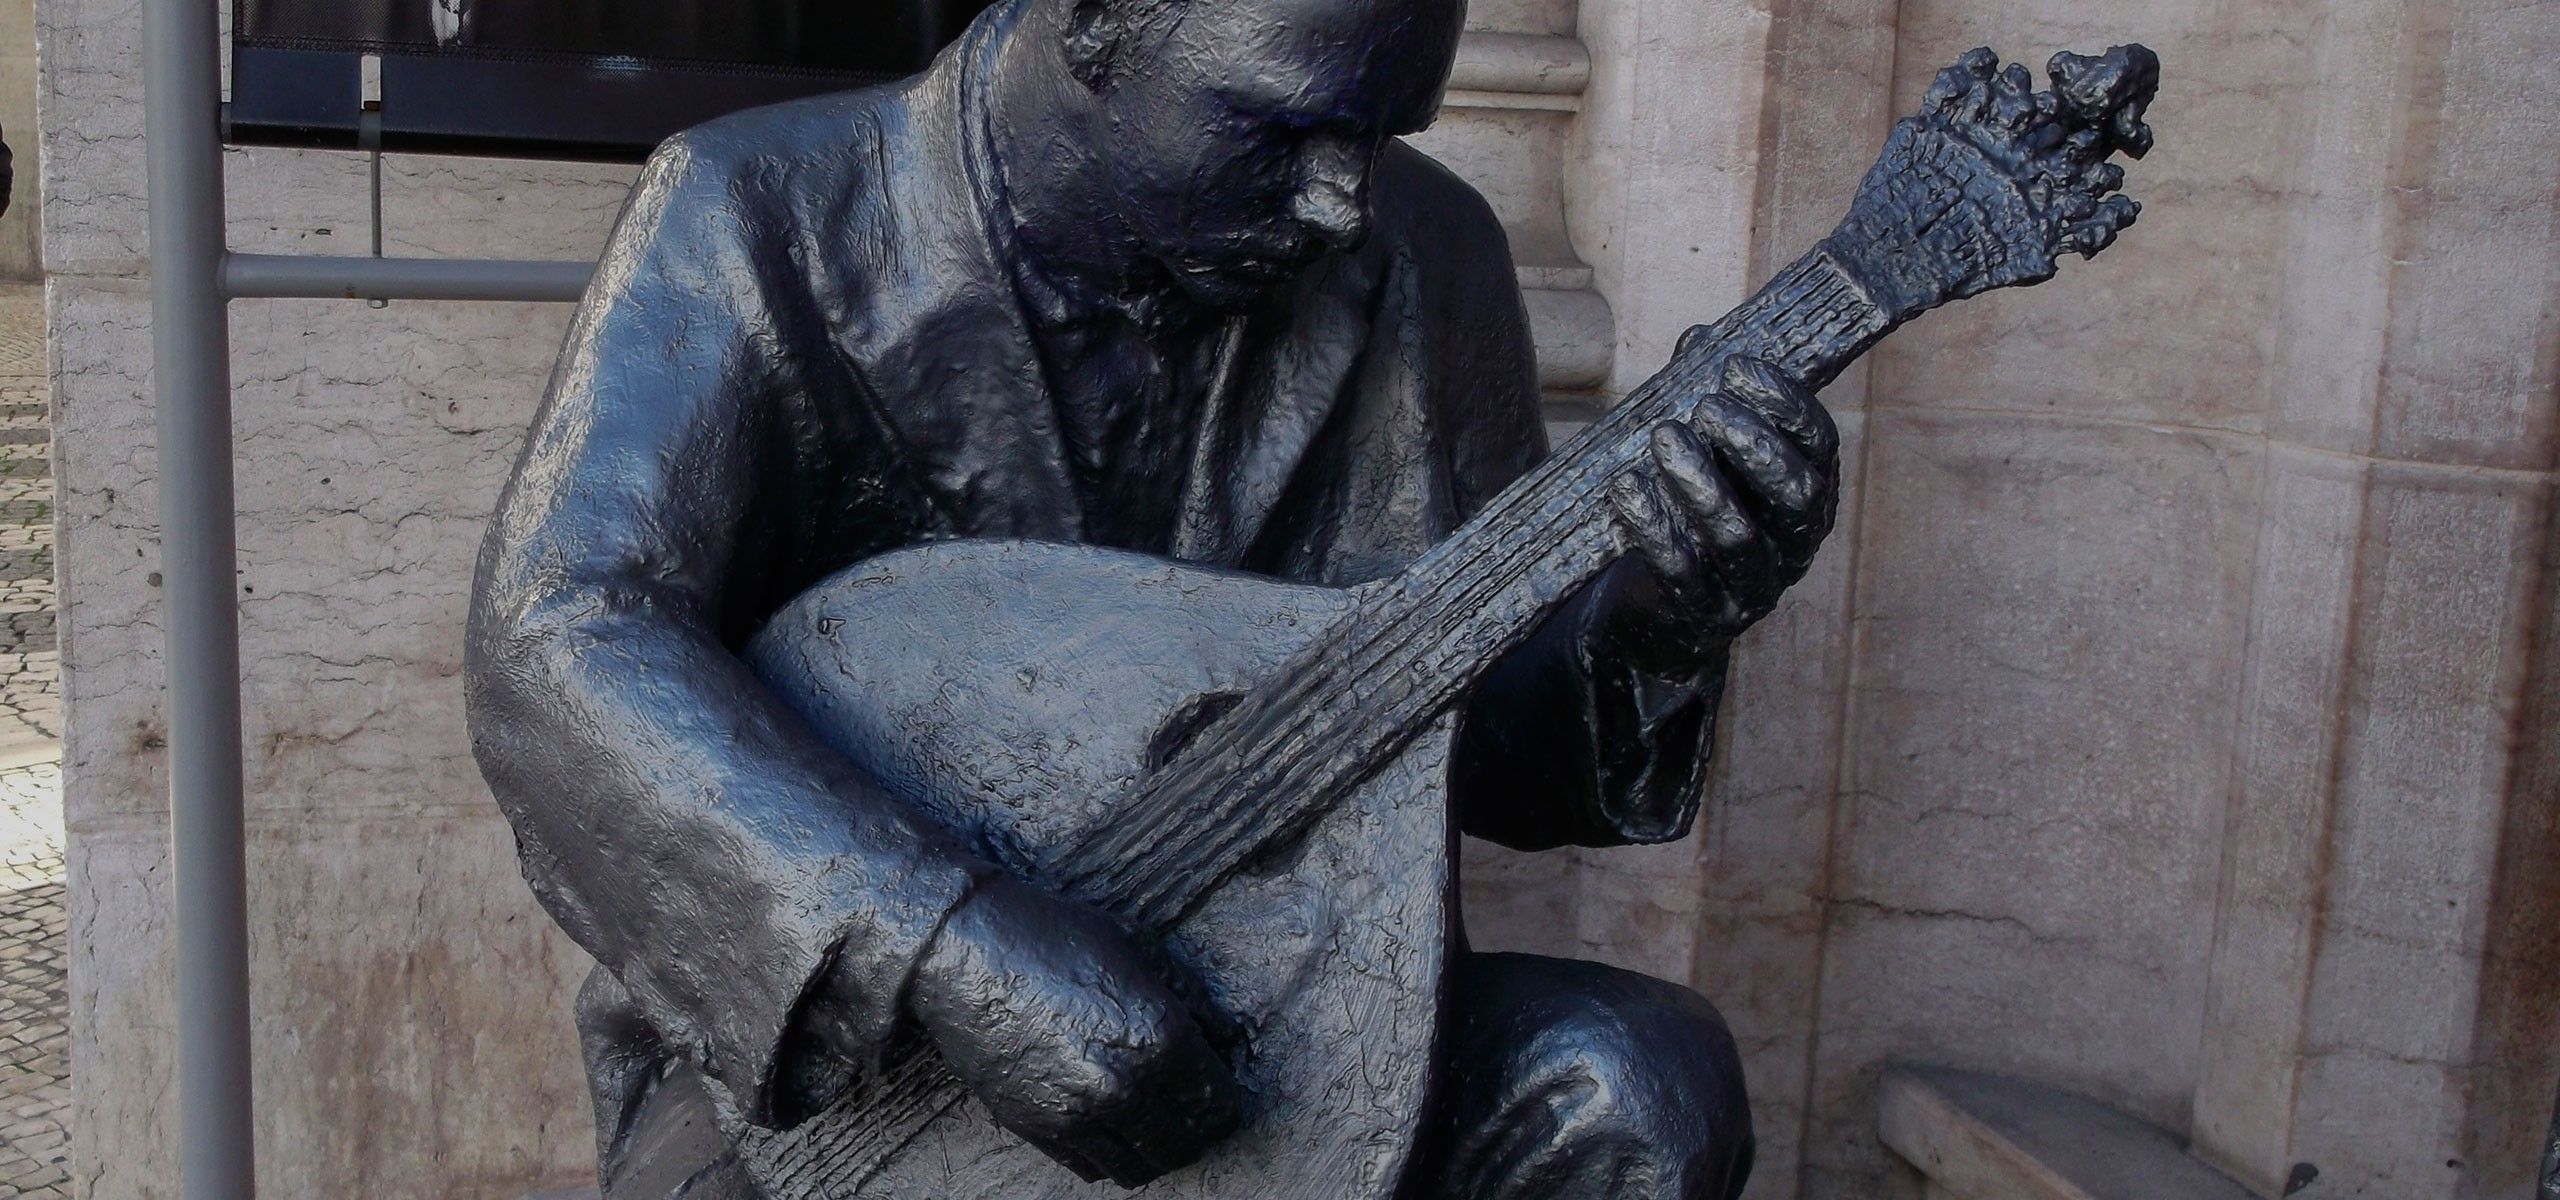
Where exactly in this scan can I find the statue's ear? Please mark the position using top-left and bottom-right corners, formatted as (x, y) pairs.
(1063, 0), (1129, 91)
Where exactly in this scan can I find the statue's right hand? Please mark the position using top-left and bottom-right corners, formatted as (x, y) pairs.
(905, 874), (1244, 1186)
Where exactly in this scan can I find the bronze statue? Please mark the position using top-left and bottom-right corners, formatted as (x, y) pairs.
(464, 0), (2159, 1195)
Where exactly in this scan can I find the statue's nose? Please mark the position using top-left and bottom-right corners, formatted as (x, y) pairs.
(1291, 140), (1373, 252)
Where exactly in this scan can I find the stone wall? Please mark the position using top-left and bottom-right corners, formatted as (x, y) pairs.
(40, 0), (2560, 1197)
(1525, 1), (2560, 1198)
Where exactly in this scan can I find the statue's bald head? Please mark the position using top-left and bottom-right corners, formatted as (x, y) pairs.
(1060, 0), (1463, 114)
(1027, 0), (1467, 308)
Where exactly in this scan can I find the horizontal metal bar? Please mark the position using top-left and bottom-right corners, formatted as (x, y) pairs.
(221, 253), (594, 302)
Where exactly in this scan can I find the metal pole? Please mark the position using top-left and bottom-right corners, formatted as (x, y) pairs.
(142, 0), (255, 1192)
(223, 253), (593, 303)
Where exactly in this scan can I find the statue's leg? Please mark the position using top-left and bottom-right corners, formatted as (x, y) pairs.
(575, 967), (769, 1200)
(1405, 952), (1753, 1200)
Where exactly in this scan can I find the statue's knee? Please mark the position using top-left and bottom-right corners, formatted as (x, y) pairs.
(1524, 976), (1750, 1150)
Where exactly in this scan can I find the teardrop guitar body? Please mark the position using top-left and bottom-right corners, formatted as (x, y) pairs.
(742, 539), (1453, 1199)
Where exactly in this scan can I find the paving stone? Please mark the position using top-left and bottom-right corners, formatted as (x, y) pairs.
(0, 285), (67, 1200)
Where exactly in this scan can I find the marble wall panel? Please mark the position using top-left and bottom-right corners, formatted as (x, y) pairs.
(1873, 0), (2320, 436)
(1465, 0), (1576, 37)
(2287, 464), (2553, 1199)
(2468, 498), (2560, 1199)
(50, 282), (569, 827)
(2190, 446), (2367, 1196)
(71, 816), (594, 1199)
(1806, 409), (2260, 1194)
(2261, 0), (2413, 459)
(1566, 0), (1773, 394)
(2367, 0), (2560, 473)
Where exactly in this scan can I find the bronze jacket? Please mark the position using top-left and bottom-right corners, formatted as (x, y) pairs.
(464, 3), (1720, 1143)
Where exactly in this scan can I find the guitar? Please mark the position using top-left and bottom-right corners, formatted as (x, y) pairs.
(730, 44), (2161, 1198)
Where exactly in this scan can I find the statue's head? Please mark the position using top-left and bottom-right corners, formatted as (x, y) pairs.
(1053, 0), (1464, 308)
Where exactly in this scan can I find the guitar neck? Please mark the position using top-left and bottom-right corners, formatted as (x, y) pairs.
(1065, 245), (1899, 925)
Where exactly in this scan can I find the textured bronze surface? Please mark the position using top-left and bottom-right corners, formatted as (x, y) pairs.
(464, 1), (2158, 1193)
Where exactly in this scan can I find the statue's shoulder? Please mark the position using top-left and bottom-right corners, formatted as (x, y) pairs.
(1370, 139), (1514, 269)
(632, 85), (915, 214)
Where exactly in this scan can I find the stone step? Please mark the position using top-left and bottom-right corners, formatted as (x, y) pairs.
(1444, 32), (1589, 112)
(1880, 1067), (2261, 1200)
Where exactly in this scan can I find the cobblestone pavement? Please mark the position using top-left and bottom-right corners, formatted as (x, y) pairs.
(0, 283), (68, 1199)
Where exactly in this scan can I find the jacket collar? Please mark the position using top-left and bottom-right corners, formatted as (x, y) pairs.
(817, 0), (1376, 559)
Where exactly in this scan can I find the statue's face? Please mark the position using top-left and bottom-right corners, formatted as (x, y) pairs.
(1083, 0), (1462, 309)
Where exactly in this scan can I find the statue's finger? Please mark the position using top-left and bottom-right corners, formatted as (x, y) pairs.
(1685, 395), (1822, 527)
(1719, 357), (1838, 463)
(1650, 434), (1781, 597)
(1651, 427), (1767, 551)
(2068, 196), (2140, 257)
(1609, 471), (1705, 598)
(2067, 219), (2122, 258)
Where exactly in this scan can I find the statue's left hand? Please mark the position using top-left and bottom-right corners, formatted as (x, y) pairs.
(1602, 356), (1839, 668)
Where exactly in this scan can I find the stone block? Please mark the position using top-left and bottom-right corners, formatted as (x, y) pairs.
(50, 280), (570, 829)
(1808, 409), (2261, 1193)
(2284, 462), (2555, 1199)
(2190, 447), (2366, 1196)
(1879, 1066), (2255, 1200)
(1568, 0), (1776, 395)
(1461, 0), (1576, 37)
(69, 815), (595, 1199)
(2364, 0), (2560, 472)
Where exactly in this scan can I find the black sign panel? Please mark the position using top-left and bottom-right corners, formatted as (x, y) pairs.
(228, 0), (995, 159)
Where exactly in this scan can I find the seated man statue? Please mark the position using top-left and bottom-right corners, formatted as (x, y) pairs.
(468, 0), (2154, 1192)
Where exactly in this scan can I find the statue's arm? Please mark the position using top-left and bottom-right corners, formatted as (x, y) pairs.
(464, 146), (988, 1130)
(1455, 564), (1730, 851)
(1371, 152), (1730, 851)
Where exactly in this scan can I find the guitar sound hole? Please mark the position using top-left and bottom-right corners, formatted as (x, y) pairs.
(1147, 690), (1245, 771)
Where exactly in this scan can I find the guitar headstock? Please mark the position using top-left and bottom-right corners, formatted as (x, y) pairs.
(1824, 45), (2160, 322)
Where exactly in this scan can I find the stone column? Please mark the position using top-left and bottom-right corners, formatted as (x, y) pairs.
(2190, 1), (2560, 1195)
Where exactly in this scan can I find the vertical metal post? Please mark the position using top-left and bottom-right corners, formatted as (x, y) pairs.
(142, 0), (256, 1193)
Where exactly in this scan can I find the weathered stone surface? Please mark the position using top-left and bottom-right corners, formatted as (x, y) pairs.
(1806, 411), (2259, 1197)
(1566, 0), (1773, 397)
(1880, 1066), (2256, 1200)
(2283, 464), (2556, 1200)
(2190, 447), (2366, 1196)
(2365, 2), (2560, 472)
(69, 817), (595, 1199)
(1872, 0), (2310, 437)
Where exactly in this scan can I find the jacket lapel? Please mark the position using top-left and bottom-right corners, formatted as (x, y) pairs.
(813, 20), (1086, 542)
(1171, 247), (1379, 566)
